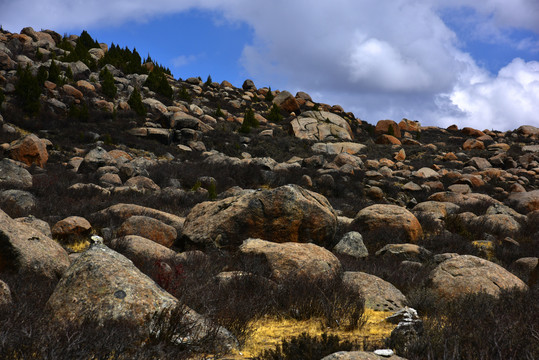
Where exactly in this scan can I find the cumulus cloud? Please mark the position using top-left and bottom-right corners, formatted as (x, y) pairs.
(438, 58), (539, 130)
(1, 0), (538, 130)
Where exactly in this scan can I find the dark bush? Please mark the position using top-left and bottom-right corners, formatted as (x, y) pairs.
(15, 64), (41, 114)
(145, 67), (173, 99)
(401, 288), (539, 360)
(128, 87), (146, 116)
(48, 59), (60, 83)
(267, 103), (283, 123)
(264, 86), (274, 102)
(100, 67), (117, 99)
(256, 332), (356, 360)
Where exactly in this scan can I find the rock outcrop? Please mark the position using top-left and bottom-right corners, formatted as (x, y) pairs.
(182, 184), (337, 248)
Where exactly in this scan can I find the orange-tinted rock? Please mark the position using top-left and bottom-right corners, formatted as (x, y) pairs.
(507, 190), (539, 213)
(183, 184), (337, 248)
(376, 134), (401, 145)
(52, 216), (92, 242)
(398, 119), (420, 132)
(117, 216), (177, 248)
(428, 254), (528, 298)
(375, 120), (401, 138)
(461, 127), (485, 137)
(462, 138), (485, 150)
(124, 176), (160, 192)
(239, 238), (342, 282)
(273, 91), (300, 113)
(394, 148), (406, 161)
(62, 84), (83, 100)
(8, 134), (49, 168)
(352, 204), (423, 243)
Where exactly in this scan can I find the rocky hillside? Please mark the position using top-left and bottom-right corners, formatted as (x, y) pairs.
(0, 27), (538, 359)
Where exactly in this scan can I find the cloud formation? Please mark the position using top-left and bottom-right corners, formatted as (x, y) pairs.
(0, 0), (538, 130)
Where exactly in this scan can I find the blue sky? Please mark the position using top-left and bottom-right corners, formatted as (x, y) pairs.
(1, 0), (538, 131)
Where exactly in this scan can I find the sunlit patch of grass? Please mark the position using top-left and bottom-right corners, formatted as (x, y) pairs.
(233, 310), (396, 358)
(472, 240), (495, 260)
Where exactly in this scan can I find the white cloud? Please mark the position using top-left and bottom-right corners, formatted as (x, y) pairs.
(1, 0), (539, 130)
(438, 58), (539, 130)
(171, 54), (197, 68)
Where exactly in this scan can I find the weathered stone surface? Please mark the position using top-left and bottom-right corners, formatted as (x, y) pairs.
(343, 271), (406, 311)
(78, 146), (116, 173)
(0, 159), (33, 189)
(8, 134), (49, 168)
(143, 98), (168, 115)
(413, 201), (460, 220)
(511, 257), (538, 284)
(89, 203), (184, 235)
(516, 125), (539, 137)
(0, 209), (69, 279)
(69, 61), (91, 80)
(182, 184), (337, 248)
(239, 238), (342, 282)
(62, 84), (83, 99)
(291, 111), (353, 141)
(375, 243), (432, 262)
(321, 351), (407, 360)
(352, 204), (423, 242)
(507, 190), (539, 213)
(470, 214), (522, 236)
(273, 90), (300, 113)
(117, 216), (177, 248)
(375, 134), (401, 145)
(124, 175), (161, 192)
(333, 231), (369, 259)
(0, 279), (12, 306)
(427, 254), (528, 298)
(428, 192), (499, 208)
(463, 138), (485, 150)
(312, 142), (366, 155)
(46, 243), (235, 349)
(375, 120), (401, 138)
(399, 119), (421, 132)
(15, 216), (52, 238)
(109, 235), (177, 271)
(0, 190), (36, 216)
(51, 216), (92, 242)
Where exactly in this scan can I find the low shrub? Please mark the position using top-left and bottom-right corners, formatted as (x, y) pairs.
(255, 332), (356, 360)
(400, 288), (539, 360)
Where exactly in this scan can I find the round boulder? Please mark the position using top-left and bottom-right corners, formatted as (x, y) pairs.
(116, 216), (177, 248)
(427, 254), (528, 298)
(8, 134), (49, 168)
(52, 216), (92, 243)
(351, 204), (423, 243)
(239, 238), (342, 283)
(342, 271), (406, 312)
(182, 184), (337, 248)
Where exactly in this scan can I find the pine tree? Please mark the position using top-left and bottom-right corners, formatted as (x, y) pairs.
(128, 87), (146, 116)
(15, 64), (41, 114)
(48, 60), (60, 83)
(144, 67), (173, 99)
(239, 108), (259, 133)
(100, 67), (117, 99)
(265, 86), (274, 102)
(267, 103), (283, 123)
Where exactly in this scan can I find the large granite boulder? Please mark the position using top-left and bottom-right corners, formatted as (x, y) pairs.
(182, 184), (337, 248)
(8, 134), (49, 168)
(116, 216), (177, 248)
(89, 203), (185, 235)
(342, 271), (406, 312)
(507, 190), (539, 213)
(239, 238), (342, 283)
(46, 243), (236, 350)
(290, 111), (353, 141)
(351, 204), (423, 243)
(427, 254), (528, 298)
(0, 159), (33, 189)
(0, 209), (69, 279)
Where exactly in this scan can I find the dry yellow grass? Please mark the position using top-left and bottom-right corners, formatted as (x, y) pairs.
(226, 309), (396, 359)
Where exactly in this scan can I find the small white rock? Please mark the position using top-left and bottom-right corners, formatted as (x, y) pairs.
(374, 349), (394, 357)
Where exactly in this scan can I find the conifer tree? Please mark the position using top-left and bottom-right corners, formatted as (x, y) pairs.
(239, 108), (259, 133)
(100, 67), (117, 99)
(48, 60), (60, 83)
(265, 86), (274, 102)
(15, 64), (41, 114)
(267, 103), (283, 123)
(128, 87), (146, 116)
